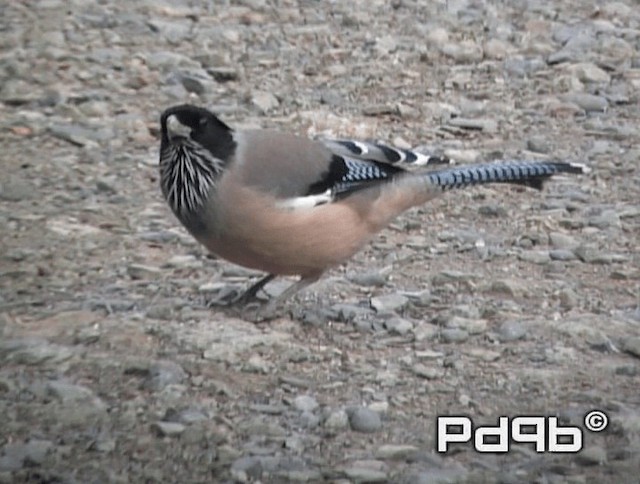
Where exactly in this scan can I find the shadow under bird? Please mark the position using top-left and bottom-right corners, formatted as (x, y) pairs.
(158, 104), (590, 315)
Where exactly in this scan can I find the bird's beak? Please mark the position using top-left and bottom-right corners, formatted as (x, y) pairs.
(165, 114), (191, 141)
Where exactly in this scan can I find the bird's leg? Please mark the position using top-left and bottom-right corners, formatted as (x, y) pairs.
(257, 274), (321, 320)
(236, 273), (276, 304)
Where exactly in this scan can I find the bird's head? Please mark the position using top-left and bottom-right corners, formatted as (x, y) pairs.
(159, 104), (235, 217)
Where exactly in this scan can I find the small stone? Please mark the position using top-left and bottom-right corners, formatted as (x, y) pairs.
(368, 401), (389, 415)
(412, 364), (444, 380)
(324, 409), (350, 430)
(518, 250), (551, 265)
(348, 407), (382, 433)
(46, 380), (96, 402)
(0, 177), (33, 201)
(293, 395), (319, 413)
(526, 137), (550, 154)
(370, 294), (409, 313)
(165, 255), (203, 269)
(22, 439), (53, 466)
(588, 210), (620, 229)
(447, 117), (497, 132)
(549, 232), (579, 250)
(446, 316), (487, 335)
(621, 337), (640, 359)
(251, 90), (279, 112)
(441, 328), (469, 343)
(348, 271), (388, 287)
(559, 288), (579, 309)
(568, 63), (611, 84)
(497, 321), (527, 342)
(144, 360), (187, 391)
(383, 316), (414, 335)
(562, 93), (609, 113)
(575, 446), (607, 466)
(342, 460), (388, 482)
(375, 444), (420, 461)
(151, 421), (186, 437)
(550, 249), (577, 261)
(127, 264), (161, 280)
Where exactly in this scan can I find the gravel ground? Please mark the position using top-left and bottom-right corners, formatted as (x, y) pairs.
(1, 1), (639, 483)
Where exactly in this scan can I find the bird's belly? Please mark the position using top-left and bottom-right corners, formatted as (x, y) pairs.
(194, 200), (373, 277)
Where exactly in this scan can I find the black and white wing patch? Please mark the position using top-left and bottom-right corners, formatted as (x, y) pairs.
(321, 138), (450, 167)
(276, 154), (402, 210)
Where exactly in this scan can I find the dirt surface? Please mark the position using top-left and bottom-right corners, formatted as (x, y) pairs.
(1, 1), (639, 483)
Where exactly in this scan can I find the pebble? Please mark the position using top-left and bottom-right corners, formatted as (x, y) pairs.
(440, 328), (469, 343)
(575, 446), (607, 466)
(562, 93), (609, 112)
(151, 421), (186, 438)
(324, 409), (350, 430)
(144, 360), (187, 391)
(375, 444), (419, 461)
(342, 460), (388, 483)
(292, 395), (319, 413)
(446, 316), (487, 335)
(348, 407), (382, 433)
(519, 250), (551, 265)
(621, 337), (640, 359)
(383, 316), (414, 335)
(497, 320), (528, 342)
(549, 249), (577, 261)
(251, 90), (279, 112)
(370, 293), (409, 313)
(412, 364), (444, 380)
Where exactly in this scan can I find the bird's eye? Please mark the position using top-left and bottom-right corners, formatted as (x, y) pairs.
(199, 117), (208, 127)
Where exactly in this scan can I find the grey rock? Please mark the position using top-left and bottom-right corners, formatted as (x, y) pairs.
(447, 117), (497, 132)
(587, 210), (620, 229)
(46, 380), (96, 402)
(348, 270), (388, 287)
(343, 460), (388, 482)
(324, 409), (350, 430)
(375, 444), (420, 461)
(348, 407), (382, 433)
(48, 123), (113, 146)
(518, 250), (551, 264)
(151, 421), (186, 438)
(23, 439), (54, 466)
(230, 456), (264, 482)
(144, 360), (187, 391)
(299, 411), (321, 429)
(0, 338), (74, 366)
(412, 364), (444, 380)
(497, 321), (527, 342)
(526, 136), (550, 154)
(370, 294), (409, 313)
(252, 90), (279, 112)
(292, 395), (319, 413)
(575, 445), (607, 466)
(384, 316), (414, 335)
(0, 177), (33, 202)
(440, 328), (469, 343)
(549, 232), (579, 250)
(445, 316), (487, 335)
(621, 337), (640, 359)
(127, 264), (161, 280)
(550, 249), (577, 261)
(562, 93), (609, 112)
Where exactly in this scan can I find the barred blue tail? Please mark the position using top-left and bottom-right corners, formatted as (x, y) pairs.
(425, 160), (590, 191)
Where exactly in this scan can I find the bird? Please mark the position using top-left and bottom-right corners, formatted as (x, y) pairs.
(158, 104), (590, 316)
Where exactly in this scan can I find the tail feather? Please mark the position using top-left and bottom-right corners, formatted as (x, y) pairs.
(424, 161), (590, 192)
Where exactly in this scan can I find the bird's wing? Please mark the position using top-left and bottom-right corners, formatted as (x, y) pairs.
(231, 130), (412, 206)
